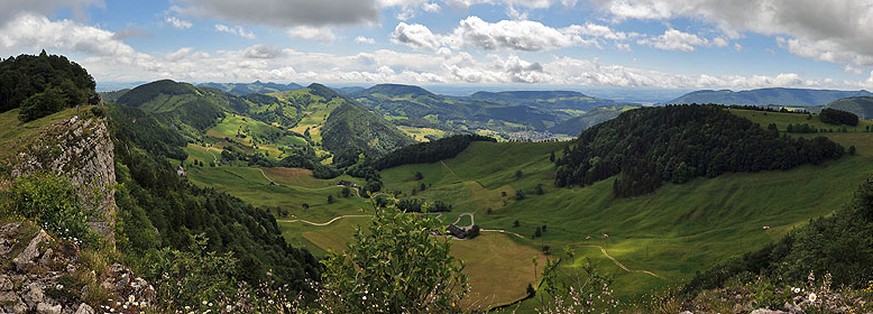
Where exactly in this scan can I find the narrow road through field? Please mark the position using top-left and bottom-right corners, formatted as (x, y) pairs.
(580, 245), (663, 279)
(453, 213), (475, 227)
(481, 229), (526, 239)
(277, 215), (371, 226)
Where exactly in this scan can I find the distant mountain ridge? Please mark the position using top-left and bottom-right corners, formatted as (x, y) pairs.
(667, 88), (873, 107)
(199, 81), (303, 96)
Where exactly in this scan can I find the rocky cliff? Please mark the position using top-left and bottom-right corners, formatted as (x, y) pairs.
(10, 115), (117, 241)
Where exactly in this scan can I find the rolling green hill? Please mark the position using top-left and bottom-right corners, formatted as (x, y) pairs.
(825, 96), (873, 119)
(322, 101), (415, 166)
(667, 87), (872, 106)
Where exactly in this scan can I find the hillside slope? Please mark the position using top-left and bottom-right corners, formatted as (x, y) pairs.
(667, 88), (872, 106)
(825, 96), (873, 119)
(321, 101), (415, 166)
(555, 105), (844, 196)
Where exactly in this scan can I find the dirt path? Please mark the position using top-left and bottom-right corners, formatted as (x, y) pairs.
(580, 245), (663, 279)
(257, 168), (277, 185)
(440, 160), (462, 180)
(481, 229), (526, 239)
(277, 215), (371, 227)
(453, 213), (475, 227)
(205, 146), (218, 164)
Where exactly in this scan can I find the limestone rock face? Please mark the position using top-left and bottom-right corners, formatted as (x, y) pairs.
(0, 223), (156, 314)
(11, 117), (117, 241)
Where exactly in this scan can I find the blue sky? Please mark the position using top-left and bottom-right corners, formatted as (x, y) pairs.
(1, 0), (871, 92)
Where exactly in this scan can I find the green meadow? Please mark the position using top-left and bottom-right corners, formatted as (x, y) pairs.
(184, 108), (873, 309)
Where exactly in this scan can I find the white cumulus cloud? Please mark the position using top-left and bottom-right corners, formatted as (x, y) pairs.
(214, 24), (255, 39)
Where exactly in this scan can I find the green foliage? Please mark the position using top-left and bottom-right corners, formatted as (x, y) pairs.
(825, 96), (873, 119)
(516, 189), (526, 200)
(322, 101), (414, 165)
(319, 206), (467, 313)
(107, 104), (320, 291)
(18, 87), (69, 122)
(0, 51), (96, 114)
(820, 108), (859, 126)
(683, 174), (873, 298)
(371, 134), (497, 170)
(7, 172), (96, 245)
(142, 234), (239, 311)
(556, 105), (844, 197)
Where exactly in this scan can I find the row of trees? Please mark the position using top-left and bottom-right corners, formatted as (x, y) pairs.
(370, 134), (496, 170)
(819, 108), (859, 126)
(555, 105), (845, 197)
(0, 51), (98, 121)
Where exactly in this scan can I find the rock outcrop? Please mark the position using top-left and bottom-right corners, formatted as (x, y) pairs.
(11, 116), (117, 241)
(0, 222), (155, 314)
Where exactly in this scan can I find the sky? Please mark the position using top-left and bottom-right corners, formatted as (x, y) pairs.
(2, 0), (873, 93)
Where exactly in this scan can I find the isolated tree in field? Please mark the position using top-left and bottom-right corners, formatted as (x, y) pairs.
(516, 189), (526, 200)
(327, 195), (334, 204)
(535, 183), (545, 195)
(515, 170), (523, 179)
(320, 206), (468, 313)
(513, 219), (520, 227)
(549, 151), (556, 162)
(414, 171), (424, 180)
(419, 182), (427, 192)
(341, 187), (351, 198)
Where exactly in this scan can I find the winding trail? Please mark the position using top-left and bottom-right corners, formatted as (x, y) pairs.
(579, 245), (663, 279)
(277, 215), (371, 227)
(481, 229), (525, 239)
(204, 146), (218, 164)
(257, 168), (277, 185)
(440, 160), (461, 179)
(453, 213), (475, 227)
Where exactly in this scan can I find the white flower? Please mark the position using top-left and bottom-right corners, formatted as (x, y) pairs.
(808, 292), (817, 302)
(202, 300), (208, 305)
(792, 287), (801, 294)
(129, 295), (136, 303)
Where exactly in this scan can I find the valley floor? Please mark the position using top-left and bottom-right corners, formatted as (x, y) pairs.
(182, 109), (873, 311)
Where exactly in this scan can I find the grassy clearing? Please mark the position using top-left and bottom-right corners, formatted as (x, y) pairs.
(0, 107), (88, 163)
(397, 126), (447, 142)
(451, 233), (548, 310)
(378, 124), (873, 301)
(729, 109), (873, 132)
(205, 114), (307, 160)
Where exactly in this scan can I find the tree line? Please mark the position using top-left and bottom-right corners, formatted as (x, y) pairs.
(555, 105), (845, 197)
(819, 108), (859, 126)
(0, 51), (98, 121)
(370, 134), (496, 170)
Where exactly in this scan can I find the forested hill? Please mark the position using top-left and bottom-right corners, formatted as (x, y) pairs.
(825, 96), (873, 119)
(0, 51), (98, 122)
(555, 105), (845, 197)
(321, 100), (415, 166)
(107, 104), (320, 288)
(667, 88), (872, 107)
(371, 134), (496, 170)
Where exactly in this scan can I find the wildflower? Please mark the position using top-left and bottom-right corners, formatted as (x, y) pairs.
(129, 295), (136, 304)
(202, 300), (208, 306)
(792, 287), (801, 294)
(808, 293), (817, 303)
(226, 305), (232, 312)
